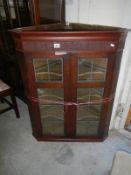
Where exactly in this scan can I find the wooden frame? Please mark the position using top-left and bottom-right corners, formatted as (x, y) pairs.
(0, 84), (20, 118)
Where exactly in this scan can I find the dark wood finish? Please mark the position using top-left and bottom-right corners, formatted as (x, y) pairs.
(0, 0), (31, 100)
(68, 54), (77, 137)
(63, 54), (77, 137)
(0, 0), (66, 100)
(13, 0), (22, 27)
(0, 55), (25, 100)
(63, 54), (70, 137)
(10, 23), (128, 141)
(0, 83), (20, 118)
(31, 0), (41, 24)
(103, 50), (124, 138)
(30, 0), (65, 25)
(3, 0), (13, 28)
(24, 55), (43, 137)
(98, 55), (116, 137)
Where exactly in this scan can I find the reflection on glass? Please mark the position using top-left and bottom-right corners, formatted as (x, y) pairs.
(8, 0), (14, 6)
(0, 7), (6, 18)
(76, 104), (101, 136)
(33, 58), (63, 82)
(38, 88), (64, 135)
(0, 0), (16, 19)
(77, 88), (104, 103)
(39, 0), (62, 22)
(0, 0), (6, 19)
(78, 58), (107, 82)
(10, 8), (16, 19)
(40, 105), (64, 135)
(37, 88), (63, 104)
(8, 0), (16, 19)
(0, 0), (2, 5)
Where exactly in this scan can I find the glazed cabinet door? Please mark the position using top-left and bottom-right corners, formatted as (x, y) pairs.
(30, 52), (115, 140)
(75, 52), (116, 138)
(33, 55), (65, 136)
(76, 55), (107, 136)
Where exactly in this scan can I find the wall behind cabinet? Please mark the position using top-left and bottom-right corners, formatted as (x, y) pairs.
(66, 0), (131, 28)
(66, 0), (80, 22)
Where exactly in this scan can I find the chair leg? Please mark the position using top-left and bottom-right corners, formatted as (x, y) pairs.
(11, 94), (20, 119)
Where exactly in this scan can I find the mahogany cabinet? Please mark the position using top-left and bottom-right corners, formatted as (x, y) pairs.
(11, 23), (128, 141)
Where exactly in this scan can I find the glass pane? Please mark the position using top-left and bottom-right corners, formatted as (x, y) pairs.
(76, 104), (101, 136)
(33, 58), (63, 82)
(18, 1), (24, 7)
(38, 88), (64, 135)
(40, 105), (64, 135)
(8, 0), (14, 6)
(78, 58), (107, 82)
(10, 7), (16, 19)
(8, 0), (16, 19)
(0, 7), (6, 19)
(39, 0), (62, 22)
(37, 88), (63, 104)
(0, 0), (2, 5)
(77, 88), (104, 103)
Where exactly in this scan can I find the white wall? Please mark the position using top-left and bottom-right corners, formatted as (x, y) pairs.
(66, 0), (131, 28)
(66, 0), (131, 129)
(66, 0), (79, 22)
(122, 0), (131, 28)
(79, 0), (126, 26)
(110, 33), (131, 129)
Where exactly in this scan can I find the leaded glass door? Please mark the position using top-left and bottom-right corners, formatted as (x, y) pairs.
(32, 52), (112, 139)
(33, 56), (65, 136)
(76, 57), (108, 136)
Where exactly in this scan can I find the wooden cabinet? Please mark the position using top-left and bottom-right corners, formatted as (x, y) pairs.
(11, 23), (128, 141)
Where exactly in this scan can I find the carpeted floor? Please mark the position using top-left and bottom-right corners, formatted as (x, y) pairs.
(0, 98), (131, 175)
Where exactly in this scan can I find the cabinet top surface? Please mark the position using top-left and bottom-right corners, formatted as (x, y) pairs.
(11, 23), (128, 34)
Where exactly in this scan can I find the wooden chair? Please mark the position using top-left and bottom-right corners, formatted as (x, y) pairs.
(0, 79), (20, 118)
